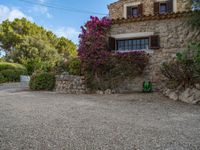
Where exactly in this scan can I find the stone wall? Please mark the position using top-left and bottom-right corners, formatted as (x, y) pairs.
(55, 75), (87, 94)
(0, 82), (29, 91)
(108, 0), (192, 19)
(110, 16), (200, 82)
(162, 85), (200, 104)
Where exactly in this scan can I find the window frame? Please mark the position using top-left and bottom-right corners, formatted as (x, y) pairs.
(116, 37), (150, 51)
(124, 2), (142, 18)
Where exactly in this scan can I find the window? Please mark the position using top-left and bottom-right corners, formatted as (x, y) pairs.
(132, 7), (139, 17)
(116, 38), (149, 51)
(154, 1), (173, 14)
(126, 4), (143, 18)
(160, 3), (167, 14)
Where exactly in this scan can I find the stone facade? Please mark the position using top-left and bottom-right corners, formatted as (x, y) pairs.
(106, 0), (199, 94)
(110, 17), (200, 82)
(108, 0), (192, 19)
(55, 75), (87, 94)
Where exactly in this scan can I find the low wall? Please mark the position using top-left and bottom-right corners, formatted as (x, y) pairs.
(55, 75), (87, 94)
(116, 77), (144, 93)
(55, 75), (158, 94)
(162, 84), (200, 104)
(0, 82), (29, 91)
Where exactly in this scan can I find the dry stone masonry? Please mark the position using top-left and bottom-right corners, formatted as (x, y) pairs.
(108, 0), (192, 19)
(55, 75), (87, 94)
(163, 84), (200, 104)
(0, 82), (29, 91)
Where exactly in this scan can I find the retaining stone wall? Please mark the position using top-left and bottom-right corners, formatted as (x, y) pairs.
(55, 75), (87, 94)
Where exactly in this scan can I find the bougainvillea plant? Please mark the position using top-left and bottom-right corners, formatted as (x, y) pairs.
(78, 16), (111, 62)
(78, 16), (149, 91)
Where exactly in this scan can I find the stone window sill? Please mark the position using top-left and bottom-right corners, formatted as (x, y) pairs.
(114, 49), (154, 54)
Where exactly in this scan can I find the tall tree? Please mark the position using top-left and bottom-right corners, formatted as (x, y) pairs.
(0, 18), (77, 74)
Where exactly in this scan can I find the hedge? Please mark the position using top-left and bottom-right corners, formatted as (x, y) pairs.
(0, 62), (27, 83)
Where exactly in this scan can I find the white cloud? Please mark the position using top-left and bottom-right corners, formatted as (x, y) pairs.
(54, 27), (80, 44)
(33, 5), (52, 18)
(0, 5), (33, 23)
(31, 0), (52, 18)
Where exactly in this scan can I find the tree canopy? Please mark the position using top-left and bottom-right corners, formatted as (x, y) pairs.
(0, 18), (77, 74)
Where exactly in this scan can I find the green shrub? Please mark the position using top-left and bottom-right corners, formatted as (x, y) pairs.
(0, 58), (5, 62)
(67, 58), (81, 75)
(0, 62), (27, 83)
(161, 43), (200, 88)
(1, 69), (25, 82)
(0, 73), (6, 83)
(21, 58), (53, 75)
(0, 62), (27, 72)
(29, 71), (55, 91)
(161, 60), (194, 88)
(187, 10), (200, 29)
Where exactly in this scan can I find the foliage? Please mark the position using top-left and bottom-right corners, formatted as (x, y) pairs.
(29, 71), (55, 91)
(78, 16), (149, 90)
(78, 16), (111, 59)
(0, 62), (27, 72)
(67, 57), (81, 75)
(188, 1), (200, 29)
(0, 73), (6, 83)
(0, 62), (27, 83)
(0, 18), (77, 74)
(85, 51), (149, 90)
(0, 57), (4, 62)
(161, 43), (200, 88)
(56, 37), (77, 58)
(188, 10), (200, 29)
(1, 69), (23, 82)
(54, 59), (68, 74)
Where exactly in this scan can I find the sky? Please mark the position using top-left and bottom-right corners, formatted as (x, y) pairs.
(0, 0), (116, 44)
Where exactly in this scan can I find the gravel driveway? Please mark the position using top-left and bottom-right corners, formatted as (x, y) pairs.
(0, 87), (200, 150)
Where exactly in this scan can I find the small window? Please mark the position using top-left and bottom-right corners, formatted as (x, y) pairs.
(160, 3), (167, 14)
(116, 38), (149, 51)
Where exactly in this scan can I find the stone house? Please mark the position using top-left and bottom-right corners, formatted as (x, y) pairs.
(107, 0), (200, 84)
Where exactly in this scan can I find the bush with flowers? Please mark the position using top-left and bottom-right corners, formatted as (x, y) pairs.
(78, 16), (149, 91)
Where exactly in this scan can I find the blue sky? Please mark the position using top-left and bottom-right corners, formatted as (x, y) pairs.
(0, 0), (116, 44)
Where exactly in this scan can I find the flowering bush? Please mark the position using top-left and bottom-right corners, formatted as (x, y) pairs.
(78, 16), (149, 90)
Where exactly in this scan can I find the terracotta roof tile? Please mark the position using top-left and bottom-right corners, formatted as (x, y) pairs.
(111, 11), (192, 24)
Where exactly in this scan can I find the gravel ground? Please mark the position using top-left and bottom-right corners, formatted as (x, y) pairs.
(0, 86), (200, 150)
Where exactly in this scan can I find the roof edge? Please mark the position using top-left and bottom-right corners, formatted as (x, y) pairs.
(111, 11), (192, 24)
